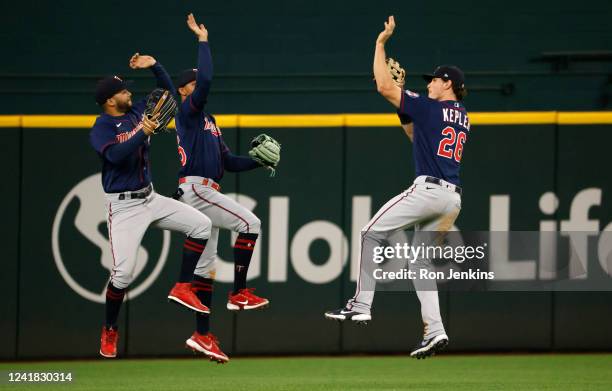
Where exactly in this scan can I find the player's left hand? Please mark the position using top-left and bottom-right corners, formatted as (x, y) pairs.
(249, 134), (281, 176)
(376, 15), (396, 45)
(129, 53), (157, 69)
(186, 13), (208, 42)
(141, 112), (160, 136)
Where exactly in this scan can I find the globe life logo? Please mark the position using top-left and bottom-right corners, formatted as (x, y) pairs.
(53, 175), (612, 297)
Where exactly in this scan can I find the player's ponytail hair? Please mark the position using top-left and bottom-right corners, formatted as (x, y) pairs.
(452, 82), (467, 101)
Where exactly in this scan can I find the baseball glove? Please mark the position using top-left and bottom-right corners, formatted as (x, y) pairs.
(144, 88), (178, 133)
(386, 57), (405, 87)
(248, 133), (281, 176)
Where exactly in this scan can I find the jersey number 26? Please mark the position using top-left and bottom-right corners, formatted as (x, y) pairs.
(437, 126), (466, 163)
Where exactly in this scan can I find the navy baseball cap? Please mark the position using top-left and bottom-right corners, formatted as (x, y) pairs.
(95, 75), (132, 105)
(423, 65), (465, 88)
(176, 68), (197, 88)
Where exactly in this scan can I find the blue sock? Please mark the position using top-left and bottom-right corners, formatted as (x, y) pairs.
(192, 275), (213, 335)
(233, 233), (259, 293)
(105, 282), (126, 329)
(180, 237), (207, 282)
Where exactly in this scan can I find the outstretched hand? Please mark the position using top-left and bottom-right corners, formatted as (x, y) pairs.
(376, 15), (396, 45)
(129, 53), (157, 69)
(187, 13), (208, 42)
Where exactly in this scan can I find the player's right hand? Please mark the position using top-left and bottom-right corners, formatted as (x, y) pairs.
(187, 13), (208, 42)
(376, 15), (396, 45)
(129, 53), (157, 69)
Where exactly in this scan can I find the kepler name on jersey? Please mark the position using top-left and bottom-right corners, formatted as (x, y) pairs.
(442, 107), (470, 131)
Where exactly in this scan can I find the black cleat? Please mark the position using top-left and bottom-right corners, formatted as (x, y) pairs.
(410, 334), (449, 359)
(324, 307), (372, 325)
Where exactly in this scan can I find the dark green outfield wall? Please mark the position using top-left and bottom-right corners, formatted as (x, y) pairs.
(1, 0), (612, 114)
(1, 123), (612, 359)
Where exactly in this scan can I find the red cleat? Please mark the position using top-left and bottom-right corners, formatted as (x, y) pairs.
(227, 288), (269, 311)
(185, 332), (229, 363)
(99, 326), (118, 358)
(168, 282), (210, 314)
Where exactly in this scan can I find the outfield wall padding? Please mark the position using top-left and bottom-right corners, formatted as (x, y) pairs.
(2, 115), (612, 359)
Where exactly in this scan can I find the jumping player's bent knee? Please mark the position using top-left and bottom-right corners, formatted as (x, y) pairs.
(236, 214), (261, 234)
(189, 214), (212, 240)
(248, 216), (261, 234)
(110, 274), (130, 290)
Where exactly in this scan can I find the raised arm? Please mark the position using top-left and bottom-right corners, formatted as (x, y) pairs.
(186, 13), (212, 110)
(129, 53), (176, 95)
(374, 16), (402, 108)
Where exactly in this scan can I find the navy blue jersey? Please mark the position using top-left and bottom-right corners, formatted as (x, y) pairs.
(398, 89), (470, 186)
(90, 100), (152, 192)
(175, 42), (259, 182)
(176, 110), (235, 181)
(90, 63), (174, 193)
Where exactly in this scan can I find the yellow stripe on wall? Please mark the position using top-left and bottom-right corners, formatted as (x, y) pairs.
(0, 115), (21, 127)
(214, 115), (240, 128)
(239, 114), (345, 128)
(21, 115), (97, 128)
(1, 112), (611, 128)
(557, 112), (612, 125)
(344, 114), (400, 127)
(468, 112), (558, 125)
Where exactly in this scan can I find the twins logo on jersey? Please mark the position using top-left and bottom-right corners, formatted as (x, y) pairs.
(115, 123), (144, 143)
(204, 117), (222, 137)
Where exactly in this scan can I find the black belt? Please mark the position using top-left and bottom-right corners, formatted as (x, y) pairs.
(118, 184), (153, 200)
(425, 176), (462, 195)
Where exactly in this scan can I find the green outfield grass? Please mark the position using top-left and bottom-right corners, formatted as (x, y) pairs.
(1, 354), (611, 391)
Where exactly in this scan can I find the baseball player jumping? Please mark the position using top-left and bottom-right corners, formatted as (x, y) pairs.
(325, 16), (470, 359)
(171, 14), (281, 363)
(91, 54), (215, 359)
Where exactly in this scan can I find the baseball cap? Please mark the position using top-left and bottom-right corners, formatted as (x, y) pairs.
(422, 65), (465, 88)
(176, 68), (197, 88)
(95, 75), (132, 105)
